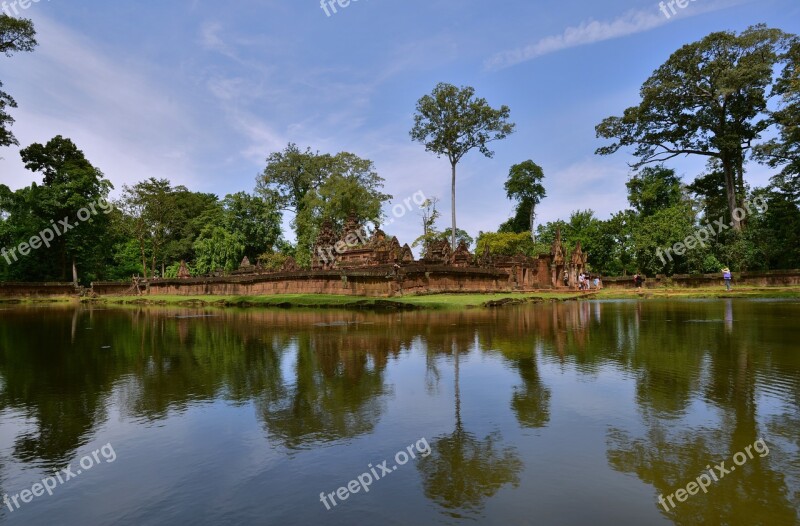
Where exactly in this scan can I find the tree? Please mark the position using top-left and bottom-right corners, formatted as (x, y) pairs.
(17, 137), (112, 282)
(412, 197), (442, 256)
(0, 14), (37, 148)
(475, 231), (543, 257)
(193, 227), (246, 275)
(596, 25), (794, 231)
(220, 192), (282, 261)
(502, 160), (546, 242)
(626, 165), (683, 218)
(260, 146), (390, 267)
(118, 179), (180, 278)
(410, 83), (515, 249)
(754, 39), (800, 199)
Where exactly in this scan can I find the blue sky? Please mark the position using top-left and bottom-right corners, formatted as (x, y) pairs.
(1, 0), (798, 245)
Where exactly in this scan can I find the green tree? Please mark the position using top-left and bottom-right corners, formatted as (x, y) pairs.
(259, 145), (389, 267)
(412, 197), (442, 257)
(596, 25), (794, 231)
(410, 83), (515, 249)
(475, 231), (545, 257)
(502, 160), (546, 241)
(193, 227), (246, 275)
(7, 136), (114, 283)
(0, 14), (37, 148)
(754, 39), (800, 199)
(118, 179), (181, 278)
(626, 165), (683, 217)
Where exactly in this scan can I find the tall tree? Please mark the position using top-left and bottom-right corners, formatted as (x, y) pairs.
(0, 14), (37, 148)
(596, 25), (793, 231)
(754, 39), (800, 199)
(259, 145), (390, 267)
(7, 136), (113, 282)
(625, 165), (684, 218)
(118, 179), (180, 278)
(412, 197), (441, 256)
(502, 160), (546, 242)
(410, 83), (515, 249)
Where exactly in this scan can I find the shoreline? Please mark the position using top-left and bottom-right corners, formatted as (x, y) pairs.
(1, 286), (799, 310)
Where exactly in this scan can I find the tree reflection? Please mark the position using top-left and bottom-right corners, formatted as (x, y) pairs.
(256, 330), (392, 450)
(606, 300), (799, 525)
(418, 337), (523, 517)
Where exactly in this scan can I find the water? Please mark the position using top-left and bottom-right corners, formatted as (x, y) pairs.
(0, 300), (798, 525)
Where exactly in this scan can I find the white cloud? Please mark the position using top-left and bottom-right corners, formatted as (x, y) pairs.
(0, 16), (205, 193)
(485, 0), (754, 70)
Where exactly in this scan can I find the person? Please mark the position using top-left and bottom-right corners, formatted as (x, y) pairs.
(563, 270), (569, 288)
(634, 272), (644, 291)
(593, 276), (600, 290)
(722, 267), (732, 291)
(578, 272), (585, 291)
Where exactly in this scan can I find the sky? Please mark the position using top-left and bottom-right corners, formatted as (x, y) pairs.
(1, 0), (798, 246)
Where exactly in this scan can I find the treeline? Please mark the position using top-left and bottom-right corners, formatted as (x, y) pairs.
(2, 16), (799, 282)
(481, 25), (800, 276)
(0, 139), (392, 283)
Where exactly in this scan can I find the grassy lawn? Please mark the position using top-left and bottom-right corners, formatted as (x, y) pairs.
(594, 286), (800, 300)
(6, 287), (799, 310)
(88, 291), (584, 309)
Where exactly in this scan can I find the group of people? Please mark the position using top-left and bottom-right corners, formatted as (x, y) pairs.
(562, 271), (601, 291)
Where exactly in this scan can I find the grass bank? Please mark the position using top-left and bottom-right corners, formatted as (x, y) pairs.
(86, 292), (585, 310)
(594, 286), (800, 300)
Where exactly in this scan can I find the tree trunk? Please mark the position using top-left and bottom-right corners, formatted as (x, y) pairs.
(450, 162), (457, 250)
(723, 159), (743, 232)
(530, 204), (536, 244)
(72, 259), (78, 285)
(139, 240), (147, 279)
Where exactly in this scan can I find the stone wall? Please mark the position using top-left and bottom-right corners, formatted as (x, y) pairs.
(98, 265), (525, 298)
(0, 282), (78, 298)
(602, 270), (800, 289)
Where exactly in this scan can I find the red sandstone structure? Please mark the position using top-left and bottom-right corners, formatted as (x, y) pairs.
(96, 218), (593, 298)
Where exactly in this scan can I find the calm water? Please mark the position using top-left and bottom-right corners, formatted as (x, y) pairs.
(0, 300), (798, 525)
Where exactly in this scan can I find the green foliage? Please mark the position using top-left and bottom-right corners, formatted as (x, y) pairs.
(502, 160), (546, 238)
(596, 25), (795, 231)
(626, 166), (683, 217)
(257, 252), (289, 271)
(193, 227), (246, 275)
(476, 231), (547, 257)
(754, 40), (800, 199)
(163, 261), (195, 279)
(1, 136), (113, 283)
(411, 82), (514, 248)
(0, 14), (37, 148)
(261, 146), (390, 267)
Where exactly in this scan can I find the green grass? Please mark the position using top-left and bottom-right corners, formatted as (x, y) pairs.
(7, 286), (799, 310)
(87, 291), (584, 310)
(594, 286), (800, 300)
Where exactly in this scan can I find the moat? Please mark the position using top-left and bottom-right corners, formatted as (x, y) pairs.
(0, 300), (798, 525)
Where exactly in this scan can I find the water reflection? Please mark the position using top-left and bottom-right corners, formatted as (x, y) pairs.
(0, 301), (798, 525)
(419, 338), (523, 518)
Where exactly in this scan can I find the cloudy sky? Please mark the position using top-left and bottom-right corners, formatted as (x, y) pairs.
(1, 0), (797, 244)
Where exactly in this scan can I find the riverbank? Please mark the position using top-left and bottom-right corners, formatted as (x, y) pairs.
(83, 292), (585, 310)
(594, 286), (800, 299)
(3, 286), (799, 309)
